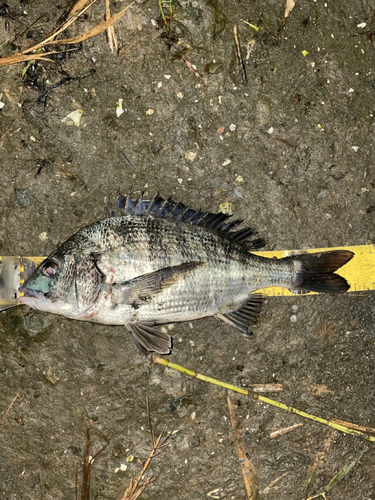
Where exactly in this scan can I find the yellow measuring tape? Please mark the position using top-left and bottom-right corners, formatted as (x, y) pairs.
(253, 244), (374, 296)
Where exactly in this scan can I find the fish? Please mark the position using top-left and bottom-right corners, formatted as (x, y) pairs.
(19, 194), (354, 356)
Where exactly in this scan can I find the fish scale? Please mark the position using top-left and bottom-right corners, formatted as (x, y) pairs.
(20, 194), (354, 356)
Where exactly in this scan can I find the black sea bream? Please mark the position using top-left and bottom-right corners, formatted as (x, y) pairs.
(20, 194), (353, 355)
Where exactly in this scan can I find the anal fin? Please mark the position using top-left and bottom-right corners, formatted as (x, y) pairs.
(126, 321), (172, 356)
(217, 294), (265, 334)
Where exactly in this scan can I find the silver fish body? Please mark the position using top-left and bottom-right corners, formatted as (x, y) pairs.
(20, 194), (353, 355)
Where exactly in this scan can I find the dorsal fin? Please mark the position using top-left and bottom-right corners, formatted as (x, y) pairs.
(117, 193), (265, 250)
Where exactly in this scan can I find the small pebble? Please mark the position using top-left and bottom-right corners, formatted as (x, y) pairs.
(15, 188), (31, 207)
(292, 305), (298, 313)
(290, 315), (297, 323)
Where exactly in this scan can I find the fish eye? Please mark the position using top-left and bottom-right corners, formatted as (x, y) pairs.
(42, 261), (59, 277)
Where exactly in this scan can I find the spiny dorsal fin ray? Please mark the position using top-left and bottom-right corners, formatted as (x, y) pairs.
(117, 193), (264, 250)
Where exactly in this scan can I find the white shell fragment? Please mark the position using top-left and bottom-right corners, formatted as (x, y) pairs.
(61, 109), (83, 127)
(116, 99), (124, 117)
(39, 232), (48, 242)
(352, 146), (359, 152)
(185, 143), (199, 161)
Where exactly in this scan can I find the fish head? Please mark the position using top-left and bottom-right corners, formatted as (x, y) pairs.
(19, 248), (104, 317)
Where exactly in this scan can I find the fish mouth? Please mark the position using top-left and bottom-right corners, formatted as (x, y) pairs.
(19, 286), (46, 302)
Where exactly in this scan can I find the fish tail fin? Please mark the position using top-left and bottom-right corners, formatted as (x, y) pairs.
(291, 250), (353, 293)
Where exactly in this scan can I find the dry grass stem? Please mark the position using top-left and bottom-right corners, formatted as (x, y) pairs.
(329, 417), (375, 434)
(120, 397), (170, 500)
(249, 383), (283, 393)
(154, 356), (375, 442)
(305, 430), (334, 498)
(260, 471), (290, 495)
(1, 392), (20, 426)
(105, 0), (118, 52)
(80, 410), (109, 500)
(0, 120), (17, 142)
(270, 422), (304, 439)
(227, 395), (259, 500)
(180, 55), (206, 86)
(0, 0), (132, 69)
(233, 24), (248, 90)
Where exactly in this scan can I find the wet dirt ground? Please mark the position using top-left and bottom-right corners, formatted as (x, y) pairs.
(1, 0), (375, 498)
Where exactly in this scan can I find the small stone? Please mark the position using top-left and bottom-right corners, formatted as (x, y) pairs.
(256, 98), (272, 127)
(44, 368), (60, 384)
(292, 305), (298, 313)
(146, 108), (154, 116)
(290, 315), (297, 323)
(352, 146), (359, 152)
(205, 62), (223, 74)
(15, 188), (31, 207)
(229, 123), (236, 131)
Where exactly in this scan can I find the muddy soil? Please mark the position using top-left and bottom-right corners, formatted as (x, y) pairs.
(0, 0), (375, 499)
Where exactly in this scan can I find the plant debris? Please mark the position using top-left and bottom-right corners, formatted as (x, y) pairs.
(120, 397), (171, 500)
(0, 0), (133, 69)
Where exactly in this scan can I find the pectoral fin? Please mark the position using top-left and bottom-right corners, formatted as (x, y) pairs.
(111, 261), (204, 307)
(126, 321), (172, 355)
(217, 294), (265, 334)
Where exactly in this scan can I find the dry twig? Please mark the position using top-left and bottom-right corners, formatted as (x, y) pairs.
(233, 25), (248, 90)
(279, 0), (296, 30)
(1, 392), (20, 426)
(105, 0), (118, 52)
(120, 397), (171, 500)
(154, 356), (375, 443)
(0, 0), (132, 68)
(227, 395), (259, 499)
(270, 422), (304, 439)
(80, 410), (109, 500)
(180, 54), (206, 86)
